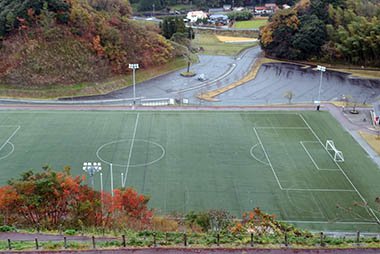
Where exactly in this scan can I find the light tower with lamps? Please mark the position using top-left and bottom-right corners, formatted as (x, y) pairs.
(316, 65), (326, 111)
(129, 64), (139, 105)
(82, 162), (102, 188)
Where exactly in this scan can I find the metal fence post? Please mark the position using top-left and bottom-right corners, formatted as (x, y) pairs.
(92, 236), (96, 249)
(64, 236), (67, 249)
(320, 232), (325, 247)
(7, 239), (11, 250)
(122, 234), (126, 247)
(217, 233), (220, 246)
(184, 233), (187, 246)
(35, 238), (39, 250)
(250, 233), (254, 247)
(356, 231), (360, 245)
(285, 232), (288, 247)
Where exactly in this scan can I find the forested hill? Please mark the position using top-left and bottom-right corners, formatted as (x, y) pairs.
(0, 0), (175, 87)
(260, 0), (380, 67)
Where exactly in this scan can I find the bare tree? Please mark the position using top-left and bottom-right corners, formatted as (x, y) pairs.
(284, 91), (295, 104)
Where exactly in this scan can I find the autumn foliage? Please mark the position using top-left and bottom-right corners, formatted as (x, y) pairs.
(0, 167), (153, 231)
(0, 0), (175, 87)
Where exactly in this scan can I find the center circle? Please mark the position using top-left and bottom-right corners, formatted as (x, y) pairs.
(96, 139), (165, 167)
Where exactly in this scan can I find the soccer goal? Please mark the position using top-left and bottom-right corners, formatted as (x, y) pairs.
(325, 140), (344, 162)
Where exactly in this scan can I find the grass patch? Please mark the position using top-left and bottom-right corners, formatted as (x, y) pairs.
(193, 33), (257, 56)
(233, 19), (268, 29)
(0, 57), (190, 99)
(359, 131), (380, 155)
(329, 68), (380, 79)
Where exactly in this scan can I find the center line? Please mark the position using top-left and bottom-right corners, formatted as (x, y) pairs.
(123, 113), (140, 187)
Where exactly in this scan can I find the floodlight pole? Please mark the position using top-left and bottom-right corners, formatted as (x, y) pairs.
(100, 172), (103, 193)
(110, 163), (114, 197)
(83, 162), (102, 189)
(121, 173), (125, 188)
(317, 65), (326, 105)
(129, 64), (139, 105)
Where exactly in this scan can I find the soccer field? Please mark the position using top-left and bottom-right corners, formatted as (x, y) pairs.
(0, 110), (380, 232)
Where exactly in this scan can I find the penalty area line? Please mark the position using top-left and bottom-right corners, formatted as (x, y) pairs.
(0, 125), (20, 152)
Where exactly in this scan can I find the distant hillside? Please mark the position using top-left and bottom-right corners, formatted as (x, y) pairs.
(260, 0), (380, 67)
(0, 0), (176, 87)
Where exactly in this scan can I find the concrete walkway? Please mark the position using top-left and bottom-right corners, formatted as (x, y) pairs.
(324, 103), (380, 167)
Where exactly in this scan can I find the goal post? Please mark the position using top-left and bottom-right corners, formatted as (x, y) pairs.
(325, 140), (344, 162)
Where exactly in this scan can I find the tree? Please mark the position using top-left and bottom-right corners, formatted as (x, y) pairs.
(112, 188), (153, 229)
(0, 167), (154, 231)
(138, 0), (164, 11)
(292, 14), (326, 59)
(284, 90), (295, 104)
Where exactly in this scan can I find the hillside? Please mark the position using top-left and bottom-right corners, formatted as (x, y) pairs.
(0, 0), (176, 88)
(260, 0), (380, 67)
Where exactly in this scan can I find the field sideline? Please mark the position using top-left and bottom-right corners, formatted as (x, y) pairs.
(0, 110), (379, 232)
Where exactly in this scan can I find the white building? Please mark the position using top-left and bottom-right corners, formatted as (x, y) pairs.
(186, 11), (208, 23)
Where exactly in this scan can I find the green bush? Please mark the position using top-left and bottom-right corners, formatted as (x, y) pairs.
(0, 225), (16, 232)
(64, 229), (77, 235)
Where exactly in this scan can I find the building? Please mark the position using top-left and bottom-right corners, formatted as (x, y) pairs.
(264, 3), (279, 13)
(223, 4), (232, 11)
(209, 14), (229, 25)
(254, 4), (279, 15)
(186, 11), (208, 23)
(254, 6), (267, 14)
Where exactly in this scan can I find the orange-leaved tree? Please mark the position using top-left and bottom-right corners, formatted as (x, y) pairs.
(112, 188), (153, 230)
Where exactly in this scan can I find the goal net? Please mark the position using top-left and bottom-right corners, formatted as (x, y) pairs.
(325, 140), (344, 162)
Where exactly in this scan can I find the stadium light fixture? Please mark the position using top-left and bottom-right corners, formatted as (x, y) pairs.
(82, 162), (102, 188)
(129, 64), (139, 105)
(317, 65), (326, 104)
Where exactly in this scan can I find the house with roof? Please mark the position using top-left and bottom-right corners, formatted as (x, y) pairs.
(264, 3), (279, 13)
(209, 14), (229, 25)
(186, 11), (208, 23)
(254, 6), (267, 14)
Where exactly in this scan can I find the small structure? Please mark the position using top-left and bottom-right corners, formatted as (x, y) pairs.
(186, 11), (208, 23)
(223, 4), (232, 11)
(371, 103), (380, 126)
(282, 4), (291, 9)
(265, 3), (279, 13)
(233, 7), (245, 11)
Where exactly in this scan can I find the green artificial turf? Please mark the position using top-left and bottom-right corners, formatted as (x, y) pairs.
(0, 110), (379, 232)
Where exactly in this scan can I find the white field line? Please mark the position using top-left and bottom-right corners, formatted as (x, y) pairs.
(249, 144), (270, 166)
(253, 127), (283, 190)
(0, 142), (14, 160)
(297, 113), (380, 224)
(0, 126), (20, 152)
(122, 113), (140, 187)
(300, 141), (340, 171)
(281, 220), (378, 225)
(254, 127), (309, 129)
(284, 188), (355, 192)
(253, 127), (353, 192)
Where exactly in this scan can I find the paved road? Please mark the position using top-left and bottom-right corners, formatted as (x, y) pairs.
(1, 47), (379, 107)
(58, 47), (262, 104)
